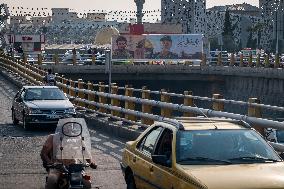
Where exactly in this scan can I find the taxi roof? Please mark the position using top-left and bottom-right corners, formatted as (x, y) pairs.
(174, 117), (249, 131)
(23, 86), (59, 89)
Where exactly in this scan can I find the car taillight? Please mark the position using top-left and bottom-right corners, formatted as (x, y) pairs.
(83, 175), (91, 180)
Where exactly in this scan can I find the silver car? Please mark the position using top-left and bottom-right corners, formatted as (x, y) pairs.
(12, 86), (76, 130)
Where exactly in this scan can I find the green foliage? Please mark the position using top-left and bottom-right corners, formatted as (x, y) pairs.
(222, 9), (236, 52)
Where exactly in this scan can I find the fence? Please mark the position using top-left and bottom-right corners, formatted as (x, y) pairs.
(10, 52), (284, 68)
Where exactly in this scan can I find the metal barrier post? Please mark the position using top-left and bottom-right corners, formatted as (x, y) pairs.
(72, 54), (76, 65)
(54, 54), (59, 65)
(217, 52), (222, 66)
(111, 85), (120, 117)
(183, 91), (195, 117)
(161, 89), (172, 118)
(23, 53), (27, 64)
(274, 53), (280, 68)
(37, 54), (42, 65)
(98, 82), (107, 113)
(201, 53), (206, 66)
(92, 54), (96, 65)
(248, 98), (264, 136)
(264, 54), (270, 68)
(87, 82), (96, 110)
(256, 53), (260, 67)
(212, 94), (224, 111)
(229, 53), (235, 66)
(248, 53), (253, 67)
(69, 79), (76, 97)
(141, 86), (153, 125)
(239, 53), (244, 67)
(62, 77), (68, 94)
(78, 79), (85, 107)
(125, 85), (136, 121)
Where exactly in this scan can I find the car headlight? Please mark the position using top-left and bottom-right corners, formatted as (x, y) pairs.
(28, 108), (42, 114)
(65, 108), (76, 114)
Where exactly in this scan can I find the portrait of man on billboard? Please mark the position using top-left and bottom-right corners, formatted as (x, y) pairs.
(153, 35), (178, 59)
(112, 36), (134, 59)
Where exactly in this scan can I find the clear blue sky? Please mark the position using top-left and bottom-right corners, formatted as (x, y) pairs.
(2, 0), (259, 11)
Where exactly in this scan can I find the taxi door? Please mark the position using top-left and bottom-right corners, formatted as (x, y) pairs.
(133, 126), (164, 189)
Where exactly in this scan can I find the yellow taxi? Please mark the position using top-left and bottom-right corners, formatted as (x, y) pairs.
(120, 117), (284, 189)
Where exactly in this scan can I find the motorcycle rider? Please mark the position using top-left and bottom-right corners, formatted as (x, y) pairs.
(41, 118), (97, 189)
(43, 69), (56, 86)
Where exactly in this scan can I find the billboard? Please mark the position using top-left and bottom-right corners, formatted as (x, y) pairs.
(111, 34), (204, 60)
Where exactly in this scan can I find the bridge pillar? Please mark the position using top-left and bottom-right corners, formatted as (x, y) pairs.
(264, 54), (270, 68)
(248, 53), (253, 67)
(98, 82), (107, 113)
(37, 54), (42, 65)
(274, 53), (280, 68)
(248, 98), (264, 136)
(212, 94), (224, 111)
(161, 89), (172, 118)
(256, 53), (260, 67)
(92, 54), (96, 65)
(217, 52), (222, 66)
(111, 85), (120, 117)
(229, 53), (235, 66)
(87, 82), (96, 110)
(141, 86), (153, 125)
(78, 79), (85, 107)
(183, 91), (195, 117)
(125, 86), (136, 121)
(239, 53), (244, 67)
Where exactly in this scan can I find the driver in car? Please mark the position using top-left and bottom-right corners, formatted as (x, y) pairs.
(41, 119), (97, 189)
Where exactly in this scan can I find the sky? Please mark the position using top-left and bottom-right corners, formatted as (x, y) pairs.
(2, 0), (259, 11)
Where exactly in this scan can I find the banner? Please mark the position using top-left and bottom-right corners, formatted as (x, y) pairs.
(111, 34), (204, 60)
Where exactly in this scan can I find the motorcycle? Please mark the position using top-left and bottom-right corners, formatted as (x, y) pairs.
(46, 118), (96, 189)
(46, 162), (94, 189)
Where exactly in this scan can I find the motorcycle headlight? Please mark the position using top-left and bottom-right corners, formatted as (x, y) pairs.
(65, 108), (76, 114)
(28, 108), (42, 114)
(70, 172), (82, 182)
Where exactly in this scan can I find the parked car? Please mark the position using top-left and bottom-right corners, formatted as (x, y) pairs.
(62, 50), (85, 64)
(121, 117), (284, 189)
(12, 86), (76, 130)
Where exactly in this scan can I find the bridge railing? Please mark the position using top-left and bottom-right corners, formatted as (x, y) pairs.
(1, 52), (284, 134)
(9, 52), (284, 68)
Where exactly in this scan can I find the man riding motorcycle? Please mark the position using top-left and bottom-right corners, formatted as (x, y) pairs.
(41, 118), (97, 189)
(43, 69), (56, 86)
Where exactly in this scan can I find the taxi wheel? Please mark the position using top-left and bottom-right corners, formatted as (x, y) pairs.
(126, 171), (136, 189)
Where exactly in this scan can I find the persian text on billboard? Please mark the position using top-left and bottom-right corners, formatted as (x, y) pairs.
(111, 34), (203, 60)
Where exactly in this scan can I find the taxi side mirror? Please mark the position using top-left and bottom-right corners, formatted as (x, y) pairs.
(152, 155), (171, 167)
(69, 97), (75, 102)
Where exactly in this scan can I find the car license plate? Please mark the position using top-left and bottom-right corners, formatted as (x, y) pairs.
(47, 115), (60, 119)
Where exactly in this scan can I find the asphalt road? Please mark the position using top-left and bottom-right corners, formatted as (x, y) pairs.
(0, 74), (127, 189)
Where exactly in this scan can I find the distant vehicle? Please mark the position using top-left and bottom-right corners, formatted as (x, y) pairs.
(121, 117), (284, 189)
(62, 50), (85, 64)
(12, 86), (76, 130)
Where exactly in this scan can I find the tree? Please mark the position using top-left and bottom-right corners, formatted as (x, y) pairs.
(222, 9), (236, 52)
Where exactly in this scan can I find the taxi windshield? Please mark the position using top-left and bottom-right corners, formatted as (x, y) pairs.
(176, 130), (281, 165)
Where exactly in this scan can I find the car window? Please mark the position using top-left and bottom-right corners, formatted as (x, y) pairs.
(137, 126), (163, 156)
(154, 128), (173, 160)
(176, 129), (281, 165)
(24, 88), (66, 101)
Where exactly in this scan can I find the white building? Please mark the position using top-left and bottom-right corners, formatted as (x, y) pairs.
(51, 8), (78, 23)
